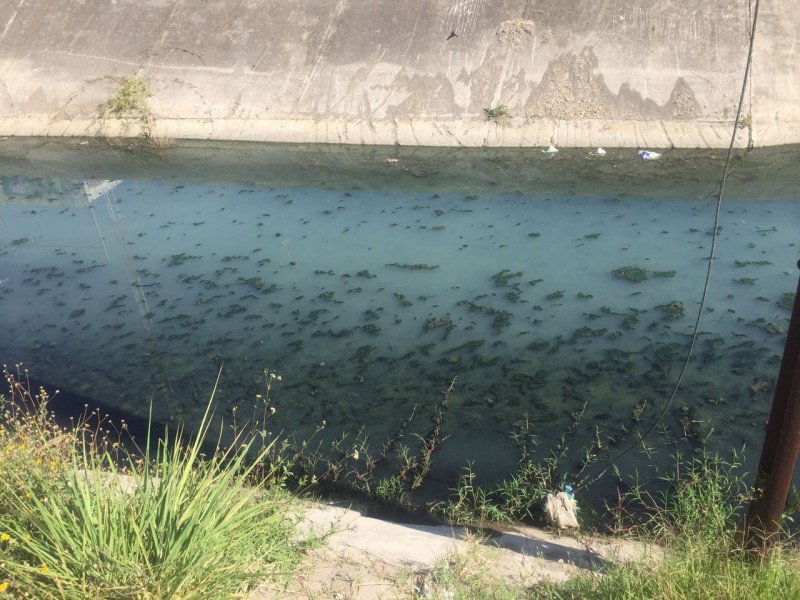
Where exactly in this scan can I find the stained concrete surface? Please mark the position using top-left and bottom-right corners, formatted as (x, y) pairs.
(0, 0), (797, 147)
(248, 502), (658, 599)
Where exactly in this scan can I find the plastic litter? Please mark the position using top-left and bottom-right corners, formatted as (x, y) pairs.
(591, 147), (606, 155)
(638, 150), (661, 161)
(543, 144), (559, 154)
(544, 485), (579, 529)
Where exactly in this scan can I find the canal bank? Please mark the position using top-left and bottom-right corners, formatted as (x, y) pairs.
(1, 0), (798, 148)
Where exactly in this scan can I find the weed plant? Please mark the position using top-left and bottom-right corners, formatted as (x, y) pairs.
(279, 384), (599, 527)
(420, 550), (521, 600)
(0, 365), (304, 599)
(99, 72), (172, 149)
(285, 379), (455, 511)
(528, 451), (800, 600)
(430, 416), (592, 527)
(407, 452), (800, 599)
(484, 104), (510, 121)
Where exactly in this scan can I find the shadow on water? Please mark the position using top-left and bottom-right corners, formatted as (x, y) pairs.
(13, 370), (171, 457)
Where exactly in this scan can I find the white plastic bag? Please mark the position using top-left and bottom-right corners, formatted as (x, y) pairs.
(638, 150), (661, 161)
(544, 491), (579, 529)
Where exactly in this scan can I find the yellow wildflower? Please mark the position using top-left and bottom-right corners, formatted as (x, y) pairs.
(40, 563), (48, 575)
(0, 581), (8, 591)
(0, 532), (10, 541)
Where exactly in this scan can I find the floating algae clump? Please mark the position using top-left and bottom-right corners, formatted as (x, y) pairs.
(492, 269), (523, 287)
(778, 292), (796, 310)
(658, 300), (686, 320)
(386, 262), (439, 270)
(424, 316), (453, 331)
(613, 266), (649, 283)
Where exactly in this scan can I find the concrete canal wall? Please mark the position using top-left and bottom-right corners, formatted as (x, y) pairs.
(0, 0), (797, 148)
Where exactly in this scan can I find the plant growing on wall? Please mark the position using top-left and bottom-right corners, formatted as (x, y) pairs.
(99, 72), (172, 148)
(483, 104), (510, 121)
(738, 114), (752, 129)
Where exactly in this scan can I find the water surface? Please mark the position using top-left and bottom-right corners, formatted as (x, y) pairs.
(1, 139), (798, 500)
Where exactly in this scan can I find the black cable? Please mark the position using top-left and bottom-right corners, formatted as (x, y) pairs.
(577, 0), (762, 489)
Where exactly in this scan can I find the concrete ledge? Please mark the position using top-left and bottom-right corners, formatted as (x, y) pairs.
(1, 116), (750, 149)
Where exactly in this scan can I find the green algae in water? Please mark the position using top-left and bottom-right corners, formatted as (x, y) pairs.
(361, 323), (381, 336)
(386, 262), (439, 270)
(168, 253), (201, 267)
(424, 316), (453, 331)
(613, 266), (675, 283)
(317, 291), (341, 303)
(5, 159), (799, 520)
(778, 292), (796, 310)
(613, 265), (649, 283)
(735, 260), (773, 267)
(394, 293), (413, 307)
(492, 269), (523, 287)
(658, 300), (686, 320)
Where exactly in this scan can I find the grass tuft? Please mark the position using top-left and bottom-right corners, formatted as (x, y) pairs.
(529, 452), (800, 600)
(99, 72), (173, 149)
(0, 364), (303, 599)
(484, 104), (510, 121)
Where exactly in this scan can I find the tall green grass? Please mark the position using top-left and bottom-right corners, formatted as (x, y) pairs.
(531, 452), (800, 600)
(419, 452), (800, 600)
(0, 365), (304, 599)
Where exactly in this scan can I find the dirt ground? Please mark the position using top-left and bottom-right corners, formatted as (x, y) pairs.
(248, 502), (658, 599)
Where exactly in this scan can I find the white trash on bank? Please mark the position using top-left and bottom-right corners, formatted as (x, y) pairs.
(591, 147), (606, 156)
(638, 150), (662, 161)
(544, 485), (579, 529)
(543, 144), (559, 153)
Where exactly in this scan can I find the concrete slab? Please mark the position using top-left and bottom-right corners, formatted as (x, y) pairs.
(249, 502), (660, 599)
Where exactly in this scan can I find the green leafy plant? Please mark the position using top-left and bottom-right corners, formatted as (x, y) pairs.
(483, 104), (510, 120)
(0, 366), (303, 599)
(738, 114), (752, 129)
(530, 452), (800, 600)
(99, 72), (172, 148)
(430, 415), (575, 526)
(626, 451), (749, 548)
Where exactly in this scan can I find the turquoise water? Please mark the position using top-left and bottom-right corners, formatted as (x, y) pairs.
(1, 141), (798, 499)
